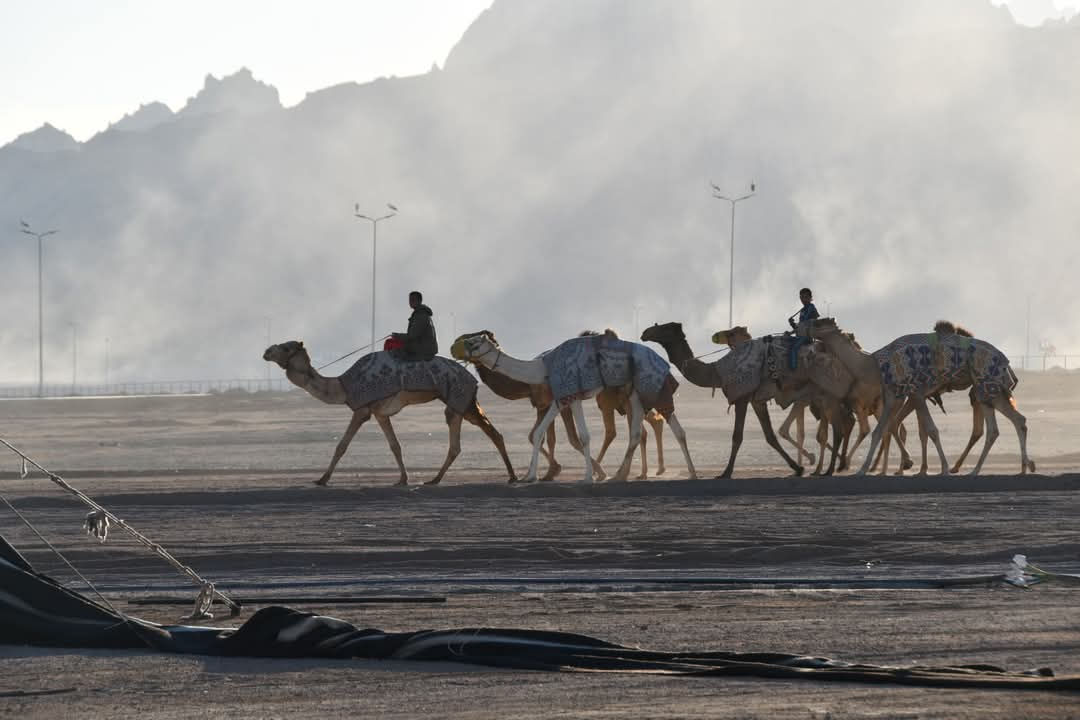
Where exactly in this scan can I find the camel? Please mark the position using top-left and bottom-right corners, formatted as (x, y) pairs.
(869, 321), (1033, 476)
(263, 341), (516, 486)
(459, 331), (666, 481)
(775, 330), (862, 472)
(640, 323), (853, 478)
(451, 331), (697, 483)
(580, 331), (667, 479)
(811, 318), (1034, 476)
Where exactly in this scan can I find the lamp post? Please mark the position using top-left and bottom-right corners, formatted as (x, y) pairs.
(710, 183), (755, 328)
(354, 203), (398, 353)
(105, 337), (110, 387)
(19, 221), (58, 397)
(633, 304), (643, 338)
(69, 322), (77, 395)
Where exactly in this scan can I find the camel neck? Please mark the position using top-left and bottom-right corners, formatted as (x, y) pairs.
(820, 334), (871, 370)
(474, 363), (533, 400)
(286, 364), (347, 405)
(655, 336), (719, 389)
(474, 347), (547, 385)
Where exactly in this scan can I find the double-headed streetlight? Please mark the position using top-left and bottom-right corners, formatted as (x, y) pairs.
(19, 221), (58, 397)
(710, 183), (755, 328)
(354, 203), (398, 353)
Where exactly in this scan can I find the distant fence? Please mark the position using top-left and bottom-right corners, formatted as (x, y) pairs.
(0, 378), (294, 399)
(1010, 355), (1076, 371)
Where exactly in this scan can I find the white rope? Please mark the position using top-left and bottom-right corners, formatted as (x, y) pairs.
(0, 435), (241, 617)
(317, 335), (391, 371)
(0, 490), (156, 650)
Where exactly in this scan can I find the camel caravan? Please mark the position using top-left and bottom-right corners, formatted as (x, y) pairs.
(264, 291), (1034, 487)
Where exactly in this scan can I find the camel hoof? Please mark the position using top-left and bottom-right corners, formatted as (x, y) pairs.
(637, 473), (647, 480)
(394, 478), (408, 486)
(901, 459), (914, 471)
(1028, 460), (1037, 473)
(313, 477), (330, 487)
(538, 475), (556, 482)
(793, 466), (805, 477)
(656, 467), (666, 475)
(713, 473), (732, 480)
(424, 478), (442, 486)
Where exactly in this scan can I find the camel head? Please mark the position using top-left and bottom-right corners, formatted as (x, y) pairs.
(710, 326), (751, 347)
(263, 340), (311, 371)
(450, 331), (499, 363)
(640, 322), (684, 346)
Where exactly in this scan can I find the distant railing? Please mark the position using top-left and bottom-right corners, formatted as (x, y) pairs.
(0, 378), (294, 399)
(1010, 355), (1075, 371)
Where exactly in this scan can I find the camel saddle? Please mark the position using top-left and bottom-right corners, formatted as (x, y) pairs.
(541, 334), (675, 412)
(338, 351), (478, 415)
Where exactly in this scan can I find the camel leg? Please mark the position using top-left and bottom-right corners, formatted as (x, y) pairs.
(636, 415), (649, 479)
(717, 400), (749, 479)
(968, 401), (1000, 476)
(837, 410), (854, 472)
(425, 410), (465, 485)
(524, 401), (562, 483)
(534, 406), (562, 481)
(752, 400), (804, 476)
(857, 393), (896, 476)
(911, 395), (949, 475)
(612, 392), (644, 482)
(648, 412), (666, 475)
(812, 415), (828, 476)
(950, 392), (984, 474)
(994, 393), (1035, 474)
(971, 393), (1034, 475)
(315, 409), (370, 486)
(779, 401), (816, 465)
(873, 399), (916, 473)
(570, 400), (594, 483)
(594, 403), (618, 469)
(374, 414), (409, 486)
(846, 408), (872, 468)
(664, 412), (698, 479)
(820, 412), (843, 477)
(463, 402), (517, 484)
(559, 405), (607, 480)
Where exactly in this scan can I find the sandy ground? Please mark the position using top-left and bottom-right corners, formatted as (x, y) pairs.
(1, 371), (1079, 718)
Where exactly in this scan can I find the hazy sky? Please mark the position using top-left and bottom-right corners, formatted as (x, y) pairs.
(2, 0), (493, 145)
(2, 0), (1076, 146)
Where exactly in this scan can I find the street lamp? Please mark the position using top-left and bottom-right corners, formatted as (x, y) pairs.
(69, 322), (77, 395)
(354, 203), (398, 353)
(710, 183), (755, 328)
(19, 220), (58, 397)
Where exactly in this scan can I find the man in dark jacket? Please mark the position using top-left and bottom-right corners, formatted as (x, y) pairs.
(391, 290), (438, 361)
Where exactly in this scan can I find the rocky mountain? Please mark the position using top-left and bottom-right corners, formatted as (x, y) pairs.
(1, 0), (1077, 383)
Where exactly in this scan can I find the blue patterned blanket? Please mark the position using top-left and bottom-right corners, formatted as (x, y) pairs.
(874, 333), (1016, 403)
(542, 335), (674, 411)
(338, 352), (478, 415)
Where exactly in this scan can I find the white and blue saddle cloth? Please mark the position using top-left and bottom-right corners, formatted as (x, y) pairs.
(541, 335), (672, 410)
(338, 351), (478, 415)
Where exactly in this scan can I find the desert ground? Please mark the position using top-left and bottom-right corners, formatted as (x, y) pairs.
(1, 369), (1079, 718)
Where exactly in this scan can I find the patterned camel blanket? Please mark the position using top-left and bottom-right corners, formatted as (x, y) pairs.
(337, 351), (478, 415)
(712, 338), (767, 402)
(542, 335), (675, 412)
(873, 333), (1016, 404)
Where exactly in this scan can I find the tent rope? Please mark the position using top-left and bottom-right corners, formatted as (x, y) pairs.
(0, 435), (240, 618)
